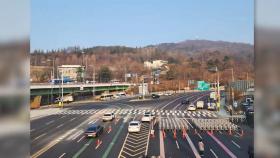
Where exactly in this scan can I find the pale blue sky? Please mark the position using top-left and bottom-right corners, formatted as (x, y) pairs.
(31, 0), (254, 51)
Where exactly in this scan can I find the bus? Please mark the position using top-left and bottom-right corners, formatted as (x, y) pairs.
(100, 94), (114, 101)
(49, 77), (73, 84)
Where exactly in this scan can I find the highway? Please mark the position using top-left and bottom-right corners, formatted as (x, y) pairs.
(31, 91), (253, 158)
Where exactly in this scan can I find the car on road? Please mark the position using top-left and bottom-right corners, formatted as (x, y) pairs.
(196, 101), (204, 109)
(208, 102), (216, 110)
(141, 113), (153, 122)
(102, 112), (115, 121)
(151, 94), (160, 99)
(144, 112), (155, 119)
(181, 99), (190, 105)
(84, 124), (104, 138)
(187, 104), (196, 111)
(128, 121), (141, 133)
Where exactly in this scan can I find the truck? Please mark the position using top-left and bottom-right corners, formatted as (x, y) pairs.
(210, 92), (217, 100)
(54, 95), (74, 103)
(196, 101), (204, 109)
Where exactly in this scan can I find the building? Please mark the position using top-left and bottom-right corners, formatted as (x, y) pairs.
(144, 60), (168, 69)
(230, 80), (254, 92)
(58, 65), (85, 81)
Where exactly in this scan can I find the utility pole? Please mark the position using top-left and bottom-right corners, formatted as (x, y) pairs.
(231, 68), (235, 106)
(125, 67), (127, 82)
(61, 69), (64, 108)
(216, 66), (220, 111)
(142, 79), (145, 99)
(178, 80), (180, 93)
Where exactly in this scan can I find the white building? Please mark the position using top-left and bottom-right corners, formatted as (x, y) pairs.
(58, 65), (85, 81)
(144, 60), (168, 69)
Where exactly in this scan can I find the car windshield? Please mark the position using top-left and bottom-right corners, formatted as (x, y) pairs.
(144, 114), (150, 117)
(104, 114), (111, 116)
(87, 126), (97, 131)
(130, 123), (139, 126)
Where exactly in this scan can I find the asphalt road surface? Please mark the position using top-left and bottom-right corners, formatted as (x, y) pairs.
(31, 91), (254, 158)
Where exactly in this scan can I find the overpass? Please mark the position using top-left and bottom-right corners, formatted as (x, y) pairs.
(30, 82), (131, 96)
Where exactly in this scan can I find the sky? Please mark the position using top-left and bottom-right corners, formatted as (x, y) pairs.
(31, 0), (254, 51)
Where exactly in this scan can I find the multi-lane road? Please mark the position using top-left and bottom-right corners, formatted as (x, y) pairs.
(31, 91), (253, 158)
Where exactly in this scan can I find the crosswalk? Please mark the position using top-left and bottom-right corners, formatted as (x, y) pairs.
(55, 109), (218, 118)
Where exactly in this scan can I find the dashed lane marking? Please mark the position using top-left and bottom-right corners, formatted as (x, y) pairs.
(207, 131), (237, 158)
(186, 134), (201, 158)
(58, 153), (66, 158)
(56, 124), (64, 129)
(45, 120), (54, 125)
(210, 148), (218, 158)
(175, 140), (180, 149)
(77, 135), (85, 143)
(72, 139), (94, 158)
(231, 140), (241, 149)
(33, 133), (46, 141)
(160, 130), (165, 158)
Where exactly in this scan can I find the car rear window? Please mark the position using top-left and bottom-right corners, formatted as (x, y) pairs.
(104, 114), (111, 116)
(144, 114), (150, 117)
(87, 127), (97, 131)
(130, 123), (139, 126)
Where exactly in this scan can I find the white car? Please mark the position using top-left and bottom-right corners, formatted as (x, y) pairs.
(102, 113), (115, 121)
(141, 113), (152, 122)
(187, 104), (196, 111)
(196, 101), (204, 109)
(208, 103), (216, 110)
(144, 112), (155, 119)
(128, 121), (141, 133)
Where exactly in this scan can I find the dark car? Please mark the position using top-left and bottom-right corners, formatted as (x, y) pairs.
(181, 99), (190, 105)
(152, 94), (160, 99)
(85, 125), (104, 138)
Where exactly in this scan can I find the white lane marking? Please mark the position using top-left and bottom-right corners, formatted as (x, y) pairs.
(58, 153), (66, 158)
(197, 133), (202, 139)
(88, 119), (98, 125)
(159, 130), (165, 158)
(207, 132), (237, 158)
(175, 140), (180, 149)
(186, 134), (201, 158)
(56, 124), (64, 129)
(45, 120), (54, 125)
(70, 117), (76, 122)
(145, 123), (152, 156)
(118, 133), (129, 158)
(185, 119), (193, 128)
(210, 148), (218, 158)
(77, 135), (85, 143)
(71, 130), (83, 140)
(34, 133), (46, 141)
(231, 140), (241, 149)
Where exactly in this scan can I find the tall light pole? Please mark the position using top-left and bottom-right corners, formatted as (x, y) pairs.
(82, 51), (85, 83)
(216, 66), (220, 111)
(61, 69), (64, 108)
(230, 68), (235, 106)
(88, 65), (96, 98)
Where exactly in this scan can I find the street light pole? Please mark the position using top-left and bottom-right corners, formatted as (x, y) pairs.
(231, 68), (235, 106)
(61, 69), (64, 108)
(215, 66), (221, 111)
